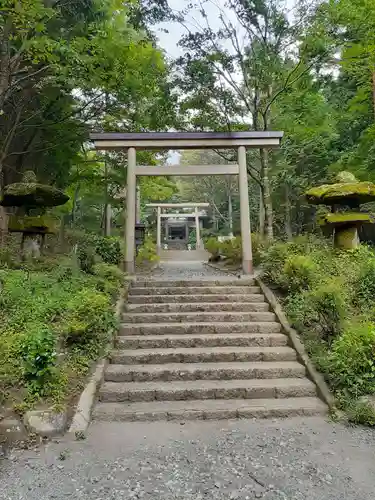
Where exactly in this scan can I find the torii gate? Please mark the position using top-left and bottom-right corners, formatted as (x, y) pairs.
(90, 131), (283, 274)
(146, 202), (209, 251)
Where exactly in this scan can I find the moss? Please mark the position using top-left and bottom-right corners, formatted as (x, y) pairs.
(8, 215), (58, 234)
(335, 171), (357, 183)
(318, 212), (375, 226)
(306, 181), (375, 205)
(1, 182), (69, 208)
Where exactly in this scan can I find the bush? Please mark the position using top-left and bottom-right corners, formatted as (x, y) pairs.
(93, 262), (124, 283)
(76, 244), (95, 274)
(95, 236), (123, 265)
(220, 236), (242, 264)
(346, 400), (375, 426)
(326, 322), (375, 396)
(60, 289), (115, 350)
(136, 235), (159, 266)
(19, 324), (57, 395)
(306, 278), (348, 340)
(262, 241), (296, 290)
(251, 232), (266, 266)
(188, 229), (197, 249)
(283, 254), (318, 293)
(205, 237), (221, 259)
(0, 247), (16, 269)
(352, 257), (375, 310)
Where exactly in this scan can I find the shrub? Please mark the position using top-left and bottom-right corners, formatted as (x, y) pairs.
(346, 400), (375, 426)
(19, 324), (57, 395)
(60, 289), (115, 350)
(261, 241), (295, 290)
(188, 228), (197, 249)
(136, 235), (159, 266)
(205, 237), (221, 259)
(326, 322), (375, 396)
(95, 236), (123, 265)
(352, 257), (375, 310)
(306, 278), (348, 340)
(251, 232), (266, 266)
(93, 263), (124, 297)
(283, 254), (318, 292)
(220, 236), (242, 264)
(76, 244), (95, 274)
(0, 247), (16, 269)
(93, 262), (124, 283)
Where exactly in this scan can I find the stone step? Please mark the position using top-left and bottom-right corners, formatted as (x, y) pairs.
(93, 397), (326, 421)
(104, 361), (306, 382)
(110, 346), (296, 365)
(129, 286), (261, 296)
(116, 333), (288, 349)
(122, 311), (276, 324)
(125, 302), (270, 313)
(128, 294), (265, 304)
(99, 378), (317, 402)
(134, 279), (255, 287)
(119, 321), (282, 336)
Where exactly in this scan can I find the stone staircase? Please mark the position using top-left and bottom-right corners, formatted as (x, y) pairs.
(93, 278), (326, 421)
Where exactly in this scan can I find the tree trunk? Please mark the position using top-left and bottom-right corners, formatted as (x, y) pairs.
(284, 185), (293, 240)
(259, 148), (273, 240)
(228, 190), (233, 237)
(104, 204), (112, 237)
(259, 185), (265, 236)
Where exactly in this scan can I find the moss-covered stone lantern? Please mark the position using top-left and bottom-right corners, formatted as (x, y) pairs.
(305, 171), (375, 249)
(0, 171), (69, 258)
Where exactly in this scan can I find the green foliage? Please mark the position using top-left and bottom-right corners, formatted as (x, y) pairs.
(346, 400), (375, 427)
(188, 229), (197, 248)
(60, 289), (115, 350)
(0, 251), (119, 410)
(77, 244), (96, 274)
(19, 325), (57, 395)
(205, 237), (221, 258)
(95, 236), (123, 265)
(283, 254), (318, 292)
(262, 241), (296, 289)
(352, 258), (375, 310)
(326, 323), (375, 396)
(136, 236), (159, 266)
(93, 262), (124, 284)
(262, 236), (375, 425)
(220, 237), (242, 264)
(305, 279), (348, 340)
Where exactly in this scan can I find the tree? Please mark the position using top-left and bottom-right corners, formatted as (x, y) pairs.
(0, 0), (174, 243)
(173, 0), (323, 240)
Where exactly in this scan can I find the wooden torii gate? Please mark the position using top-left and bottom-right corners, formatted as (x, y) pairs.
(90, 131), (283, 274)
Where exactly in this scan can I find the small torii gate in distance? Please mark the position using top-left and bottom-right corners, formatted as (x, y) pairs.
(146, 202), (210, 252)
(90, 131), (284, 274)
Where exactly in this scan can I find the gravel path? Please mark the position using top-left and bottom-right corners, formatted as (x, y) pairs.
(1, 417), (375, 500)
(143, 261), (235, 280)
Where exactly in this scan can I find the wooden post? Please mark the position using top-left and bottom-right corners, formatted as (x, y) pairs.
(125, 147), (136, 273)
(195, 206), (201, 249)
(238, 146), (253, 274)
(156, 206), (161, 253)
